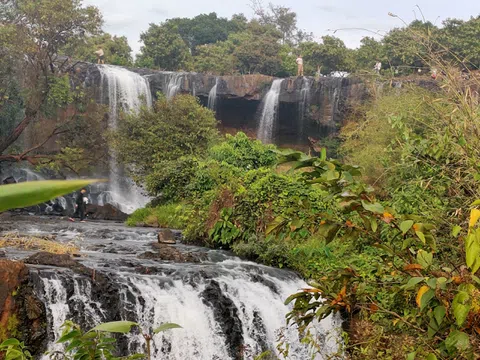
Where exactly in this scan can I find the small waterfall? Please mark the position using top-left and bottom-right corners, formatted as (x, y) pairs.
(298, 78), (312, 143)
(98, 65), (152, 213)
(164, 73), (184, 99)
(257, 79), (284, 144)
(207, 78), (218, 111)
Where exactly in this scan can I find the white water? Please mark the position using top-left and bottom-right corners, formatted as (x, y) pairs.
(257, 79), (284, 144)
(164, 72), (185, 99)
(298, 78), (312, 143)
(207, 78), (218, 111)
(98, 65), (153, 213)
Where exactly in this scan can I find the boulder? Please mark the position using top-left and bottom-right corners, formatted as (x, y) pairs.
(2, 176), (16, 185)
(157, 229), (176, 244)
(138, 243), (206, 263)
(85, 204), (128, 221)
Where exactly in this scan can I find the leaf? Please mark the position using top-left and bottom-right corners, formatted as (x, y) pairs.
(452, 291), (471, 327)
(416, 286), (434, 310)
(266, 216), (286, 235)
(57, 330), (82, 343)
(400, 220), (414, 235)
(445, 330), (470, 353)
(289, 218), (304, 232)
(452, 225), (462, 237)
(403, 264), (423, 271)
(406, 352), (416, 360)
(90, 321), (138, 334)
(402, 277), (424, 290)
(426, 278), (437, 289)
(469, 208), (480, 228)
(0, 339), (20, 347)
(5, 349), (23, 360)
(415, 231), (426, 244)
(425, 354), (438, 360)
(470, 199), (480, 207)
(0, 179), (105, 212)
(153, 323), (182, 333)
(465, 230), (480, 273)
(284, 292), (307, 305)
(434, 305), (446, 326)
(370, 218), (378, 233)
(417, 250), (433, 269)
(361, 201), (384, 214)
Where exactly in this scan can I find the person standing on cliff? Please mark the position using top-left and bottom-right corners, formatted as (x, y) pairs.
(95, 46), (105, 64)
(69, 189), (88, 222)
(296, 55), (304, 77)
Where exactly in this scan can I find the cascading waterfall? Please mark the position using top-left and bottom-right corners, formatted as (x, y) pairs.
(98, 65), (153, 213)
(21, 221), (341, 360)
(257, 79), (284, 144)
(207, 78), (218, 111)
(164, 72), (184, 99)
(298, 78), (312, 142)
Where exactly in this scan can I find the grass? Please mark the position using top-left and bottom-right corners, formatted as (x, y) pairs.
(0, 232), (79, 254)
(126, 203), (190, 229)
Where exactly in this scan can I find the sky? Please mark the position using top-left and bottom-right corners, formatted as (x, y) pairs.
(84, 0), (480, 56)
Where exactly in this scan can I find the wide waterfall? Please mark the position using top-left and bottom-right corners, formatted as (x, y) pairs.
(98, 65), (153, 213)
(207, 78), (218, 111)
(1, 217), (341, 360)
(257, 79), (284, 144)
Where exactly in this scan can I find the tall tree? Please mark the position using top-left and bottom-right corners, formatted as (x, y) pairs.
(0, 0), (102, 163)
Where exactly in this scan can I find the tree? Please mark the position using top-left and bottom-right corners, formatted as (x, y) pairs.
(111, 94), (218, 182)
(437, 16), (480, 69)
(62, 33), (133, 66)
(194, 42), (237, 75)
(136, 23), (192, 70)
(300, 36), (352, 75)
(0, 0), (102, 163)
(353, 37), (386, 71)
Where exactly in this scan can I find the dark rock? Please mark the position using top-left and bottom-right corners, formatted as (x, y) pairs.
(138, 243), (206, 263)
(85, 204), (128, 221)
(157, 229), (176, 244)
(2, 176), (16, 185)
(0, 250), (5, 258)
(201, 280), (243, 359)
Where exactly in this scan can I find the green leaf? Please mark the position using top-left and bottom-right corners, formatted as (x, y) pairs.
(425, 354), (438, 360)
(445, 330), (470, 353)
(465, 230), (480, 273)
(417, 250), (433, 269)
(153, 323), (182, 334)
(406, 352), (416, 360)
(361, 201), (384, 214)
(0, 339), (20, 347)
(452, 225), (462, 237)
(434, 305), (446, 326)
(452, 291), (471, 327)
(470, 199), (480, 207)
(57, 330), (81, 343)
(284, 292), (306, 305)
(370, 217), (378, 233)
(400, 220), (414, 235)
(428, 315), (440, 338)
(415, 231), (426, 244)
(402, 277), (424, 290)
(90, 321), (138, 334)
(426, 278), (437, 289)
(266, 216), (286, 235)
(0, 179), (105, 212)
(420, 289), (435, 311)
(5, 349), (23, 360)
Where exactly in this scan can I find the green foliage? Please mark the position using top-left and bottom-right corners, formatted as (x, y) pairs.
(47, 75), (74, 107)
(300, 36), (353, 75)
(0, 179), (103, 212)
(126, 203), (190, 229)
(208, 132), (277, 170)
(111, 94), (218, 184)
(0, 338), (32, 360)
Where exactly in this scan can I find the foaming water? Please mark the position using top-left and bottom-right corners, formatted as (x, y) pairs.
(257, 79), (284, 144)
(207, 78), (218, 111)
(98, 65), (152, 213)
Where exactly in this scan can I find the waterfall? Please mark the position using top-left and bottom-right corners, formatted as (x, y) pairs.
(98, 65), (153, 213)
(257, 79), (284, 144)
(298, 78), (312, 141)
(24, 221), (341, 360)
(207, 78), (218, 111)
(164, 73), (184, 99)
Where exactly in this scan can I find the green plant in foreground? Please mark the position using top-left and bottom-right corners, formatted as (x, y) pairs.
(0, 179), (104, 212)
(0, 338), (33, 360)
(46, 320), (181, 360)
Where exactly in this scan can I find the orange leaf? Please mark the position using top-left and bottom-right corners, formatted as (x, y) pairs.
(452, 276), (463, 285)
(413, 223), (420, 231)
(302, 288), (321, 293)
(369, 303), (379, 313)
(382, 212), (394, 223)
(404, 264), (423, 271)
(320, 220), (326, 225)
(416, 285), (430, 308)
(345, 220), (354, 228)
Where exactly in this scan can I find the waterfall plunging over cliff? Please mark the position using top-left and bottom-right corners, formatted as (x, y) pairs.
(207, 78), (218, 111)
(98, 65), (152, 213)
(257, 79), (284, 144)
(163, 72), (185, 99)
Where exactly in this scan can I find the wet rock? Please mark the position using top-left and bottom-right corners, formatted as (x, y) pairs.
(138, 243), (205, 263)
(85, 204), (128, 221)
(201, 280), (243, 359)
(0, 259), (47, 354)
(2, 176), (16, 185)
(157, 229), (176, 244)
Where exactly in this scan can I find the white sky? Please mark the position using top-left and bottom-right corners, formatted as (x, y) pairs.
(84, 0), (480, 56)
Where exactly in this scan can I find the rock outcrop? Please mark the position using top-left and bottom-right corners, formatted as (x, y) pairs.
(85, 204), (128, 221)
(138, 242), (206, 263)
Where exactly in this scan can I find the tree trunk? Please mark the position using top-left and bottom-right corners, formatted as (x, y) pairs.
(0, 108), (36, 154)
